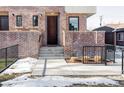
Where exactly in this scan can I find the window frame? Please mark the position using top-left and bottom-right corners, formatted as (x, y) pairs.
(68, 16), (79, 31)
(32, 15), (38, 27)
(117, 32), (124, 41)
(0, 15), (9, 31)
(16, 15), (22, 27)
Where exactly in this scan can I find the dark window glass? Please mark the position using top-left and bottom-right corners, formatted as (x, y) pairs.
(118, 33), (121, 40)
(117, 33), (123, 41)
(0, 16), (9, 30)
(33, 15), (38, 26)
(16, 15), (22, 27)
(69, 16), (79, 31)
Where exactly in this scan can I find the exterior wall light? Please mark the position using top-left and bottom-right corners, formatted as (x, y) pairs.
(39, 13), (42, 16)
(12, 13), (15, 16)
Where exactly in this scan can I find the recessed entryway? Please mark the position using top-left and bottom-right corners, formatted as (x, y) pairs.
(47, 16), (58, 45)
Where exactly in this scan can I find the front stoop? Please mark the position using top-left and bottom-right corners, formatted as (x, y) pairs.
(39, 47), (65, 59)
(32, 47), (65, 77)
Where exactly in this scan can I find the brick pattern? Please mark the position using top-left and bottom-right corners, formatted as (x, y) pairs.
(0, 6), (65, 46)
(63, 31), (105, 56)
(0, 31), (41, 58)
(0, 6), (87, 46)
(0, 31), (105, 58)
(0, 7), (105, 58)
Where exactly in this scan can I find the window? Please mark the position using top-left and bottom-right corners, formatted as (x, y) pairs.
(32, 15), (38, 26)
(117, 33), (124, 41)
(0, 16), (9, 30)
(69, 16), (79, 31)
(16, 15), (22, 27)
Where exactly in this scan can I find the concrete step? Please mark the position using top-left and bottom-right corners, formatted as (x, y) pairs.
(39, 54), (64, 57)
(41, 47), (63, 49)
(39, 51), (64, 54)
(39, 56), (65, 59)
(39, 47), (64, 59)
(40, 47), (64, 51)
(40, 48), (64, 51)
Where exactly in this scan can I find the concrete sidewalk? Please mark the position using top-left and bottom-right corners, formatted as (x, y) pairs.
(31, 59), (121, 77)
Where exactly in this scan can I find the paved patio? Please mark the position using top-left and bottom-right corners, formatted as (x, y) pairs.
(31, 59), (122, 76)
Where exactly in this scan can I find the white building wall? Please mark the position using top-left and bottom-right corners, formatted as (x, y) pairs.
(64, 6), (96, 17)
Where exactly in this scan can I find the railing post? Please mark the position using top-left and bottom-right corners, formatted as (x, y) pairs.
(5, 48), (7, 67)
(113, 45), (116, 63)
(122, 50), (124, 74)
(101, 46), (103, 63)
(17, 44), (19, 59)
(105, 46), (107, 66)
(82, 46), (84, 63)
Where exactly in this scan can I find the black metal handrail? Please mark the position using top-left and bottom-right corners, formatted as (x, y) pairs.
(0, 44), (19, 73)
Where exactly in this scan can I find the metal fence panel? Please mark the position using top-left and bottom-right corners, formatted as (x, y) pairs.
(0, 48), (6, 71)
(83, 46), (105, 64)
(122, 50), (124, 74)
(65, 45), (115, 65)
(0, 45), (18, 73)
(82, 45), (115, 65)
(105, 44), (115, 63)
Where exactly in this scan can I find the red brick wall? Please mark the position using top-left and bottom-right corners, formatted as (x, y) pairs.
(0, 31), (41, 58)
(0, 6), (65, 46)
(0, 31), (105, 58)
(0, 6), (87, 46)
(63, 31), (105, 56)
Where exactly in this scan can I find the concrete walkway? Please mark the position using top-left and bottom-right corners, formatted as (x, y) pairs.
(32, 59), (122, 77)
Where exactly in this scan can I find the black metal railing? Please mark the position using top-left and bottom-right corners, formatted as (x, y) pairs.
(122, 50), (124, 74)
(105, 44), (116, 64)
(83, 46), (105, 64)
(0, 45), (18, 73)
(82, 45), (115, 65)
(65, 45), (115, 65)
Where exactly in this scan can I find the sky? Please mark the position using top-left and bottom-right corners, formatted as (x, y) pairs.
(87, 6), (124, 30)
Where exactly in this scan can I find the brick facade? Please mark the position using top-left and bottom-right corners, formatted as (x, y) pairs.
(0, 6), (65, 46)
(63, 31), (105, 56)
(0, 6), (88, 46)
(0, 31), (41, 58)
(0, 6), (105, 58)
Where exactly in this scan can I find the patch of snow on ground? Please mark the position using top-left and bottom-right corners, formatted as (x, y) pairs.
(115, 49), (122, 64)
(2, 57), (38, 74)
(1, 75), (119, 87)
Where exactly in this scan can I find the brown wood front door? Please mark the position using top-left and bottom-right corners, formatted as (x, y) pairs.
(47, 16), (58, 45)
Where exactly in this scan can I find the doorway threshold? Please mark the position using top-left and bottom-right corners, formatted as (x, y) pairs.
(47, 45), (60, 47)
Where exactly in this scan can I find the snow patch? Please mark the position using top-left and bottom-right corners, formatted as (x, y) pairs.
(2, 57), (38, 74)
(1, 75), (119, 87)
